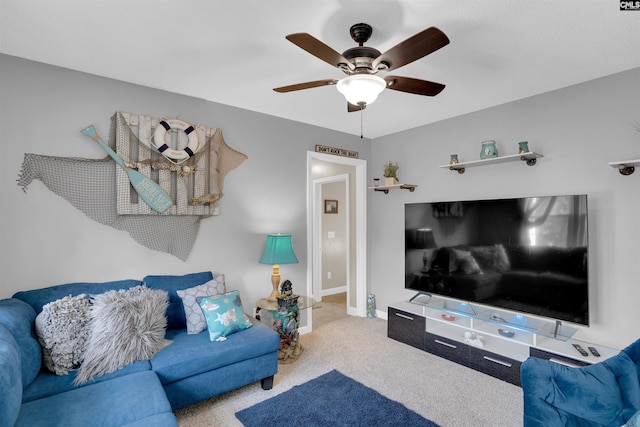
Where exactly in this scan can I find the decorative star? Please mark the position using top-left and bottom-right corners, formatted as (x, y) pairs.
(215, 309), (237, 326)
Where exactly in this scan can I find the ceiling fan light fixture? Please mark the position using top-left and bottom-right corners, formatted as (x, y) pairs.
(336, 74), (386, 106)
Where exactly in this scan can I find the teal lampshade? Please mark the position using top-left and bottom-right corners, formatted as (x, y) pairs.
(259, 234), (298, 265)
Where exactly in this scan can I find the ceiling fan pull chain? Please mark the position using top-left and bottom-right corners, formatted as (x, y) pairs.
(360, 107), (364, 139)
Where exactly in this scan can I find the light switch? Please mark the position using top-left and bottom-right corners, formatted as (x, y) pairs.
(327, 231), (335, 239)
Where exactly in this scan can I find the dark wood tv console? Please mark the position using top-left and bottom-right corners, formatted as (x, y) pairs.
(388, 297), (618, 386)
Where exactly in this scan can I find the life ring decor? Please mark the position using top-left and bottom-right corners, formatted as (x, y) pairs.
(152, 119), (199, 162)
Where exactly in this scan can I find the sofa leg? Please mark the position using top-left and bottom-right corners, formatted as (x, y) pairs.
(261, 375), (274, 390)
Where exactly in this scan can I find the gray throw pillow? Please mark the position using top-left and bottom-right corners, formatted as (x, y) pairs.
(35, 294), (91, 375)
(176, 276), (226, 334)
(74, 285), (171, 385)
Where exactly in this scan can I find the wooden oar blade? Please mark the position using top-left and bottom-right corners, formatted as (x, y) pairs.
(127, 170), (173, 213)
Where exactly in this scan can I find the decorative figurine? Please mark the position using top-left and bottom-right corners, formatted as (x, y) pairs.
(518, 141), (529, 154)
(280, 280), (293, 297)
(367, 294), (377, 318)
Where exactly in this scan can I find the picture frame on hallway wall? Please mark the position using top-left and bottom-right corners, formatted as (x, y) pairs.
(324, 200), (338, 214)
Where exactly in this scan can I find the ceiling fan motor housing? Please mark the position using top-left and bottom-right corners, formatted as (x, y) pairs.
(342, 46), (382, 72)
(350, 23), (373, 45)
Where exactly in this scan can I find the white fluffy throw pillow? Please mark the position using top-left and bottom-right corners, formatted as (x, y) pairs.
(176, 276), (226, 334)
(35, 294), (91, 375)
(74, 286), (171, 385)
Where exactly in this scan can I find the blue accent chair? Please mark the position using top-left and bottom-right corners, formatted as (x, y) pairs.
(521, 339), (640, 427)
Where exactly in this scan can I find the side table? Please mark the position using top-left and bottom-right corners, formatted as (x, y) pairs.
(256, 296), (314, 363)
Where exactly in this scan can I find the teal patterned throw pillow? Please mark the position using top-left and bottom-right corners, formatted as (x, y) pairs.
(197, 290), (253, 342)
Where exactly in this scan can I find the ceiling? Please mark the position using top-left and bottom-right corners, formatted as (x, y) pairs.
(1, 0), (639, 138)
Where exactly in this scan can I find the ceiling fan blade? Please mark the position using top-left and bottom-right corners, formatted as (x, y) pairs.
(384, 76), (445, 96)
(273, 78), (340, 93)
(286, 33), (355, 71)
(347, 102), (366, 113)
(372, 27), (449, 72)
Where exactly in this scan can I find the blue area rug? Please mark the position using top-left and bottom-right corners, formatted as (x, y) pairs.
(235, 370), (440, 427)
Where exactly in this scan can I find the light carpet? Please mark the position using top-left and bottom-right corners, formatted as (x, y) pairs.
(174, 295), (523, 426)
(235, 369), (439, 426)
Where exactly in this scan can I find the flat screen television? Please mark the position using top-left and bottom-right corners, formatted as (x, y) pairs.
(405, 195), (589, 325)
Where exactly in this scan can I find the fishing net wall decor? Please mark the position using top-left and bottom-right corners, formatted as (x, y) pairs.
(17, 111), (247, 261)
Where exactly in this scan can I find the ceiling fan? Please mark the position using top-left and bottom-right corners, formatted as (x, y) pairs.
(273, 23), (450, 111)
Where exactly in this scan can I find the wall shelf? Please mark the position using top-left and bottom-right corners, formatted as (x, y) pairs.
(609, 159), (640, 176)
(439, 152), (543, 174)
(368, 184), (417, 194)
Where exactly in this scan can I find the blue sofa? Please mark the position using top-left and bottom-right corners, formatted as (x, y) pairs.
(521, 338), (640, 427)
(0, 272), (280, 427)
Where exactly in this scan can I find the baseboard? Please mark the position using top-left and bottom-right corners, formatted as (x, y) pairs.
(375, 309), (388, 320)
(321, 286), (347, 297)
(299, 325), (311, 335)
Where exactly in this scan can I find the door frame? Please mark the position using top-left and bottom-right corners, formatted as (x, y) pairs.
(306, 151), (367, 321)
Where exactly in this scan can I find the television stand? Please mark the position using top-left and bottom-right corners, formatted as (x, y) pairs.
(388, 295), (618, 386)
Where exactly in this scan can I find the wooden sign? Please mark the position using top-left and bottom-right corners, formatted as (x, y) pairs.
(315, 145), (358, 159)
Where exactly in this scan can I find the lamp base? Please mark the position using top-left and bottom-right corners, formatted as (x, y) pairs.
(266, 266), (281, 301)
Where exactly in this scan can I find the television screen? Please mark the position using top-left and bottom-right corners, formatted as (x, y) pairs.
(405, 195), (589, 325)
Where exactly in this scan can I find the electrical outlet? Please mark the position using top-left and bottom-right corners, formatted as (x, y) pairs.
(327, 271), (332, 279)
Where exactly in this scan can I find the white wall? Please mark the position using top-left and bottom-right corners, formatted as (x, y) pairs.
(2, 54), (638, 350)
(0, 55), (370, 312)
(369, 67), (640, 349)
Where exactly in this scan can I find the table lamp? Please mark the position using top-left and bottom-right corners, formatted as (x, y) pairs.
(409, 228), (437, 272)
(259, 234), (298, 301)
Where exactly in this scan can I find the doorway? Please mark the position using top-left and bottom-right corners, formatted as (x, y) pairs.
(314, 174), (349, 312)
(306, 152), (367, 331)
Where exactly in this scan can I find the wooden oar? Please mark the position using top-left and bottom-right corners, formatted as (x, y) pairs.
(81, 125), (173, 214)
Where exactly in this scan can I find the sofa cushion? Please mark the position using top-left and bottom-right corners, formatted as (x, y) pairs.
(120, 413), (179, 427)
(198, 290), (253, 342)
(34, 294), (91, 375)
(13, 279), (143, 314)
(176, 276), (226, 334)
(0, 299), (41, 388)
(15, 371), (177, 427)
(0, 324), (22, 427)
(151, 320), (279, 385)
(143, 271), (214, 329)
(22, 360), (151, 403)
(75, 286), (171, 385)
